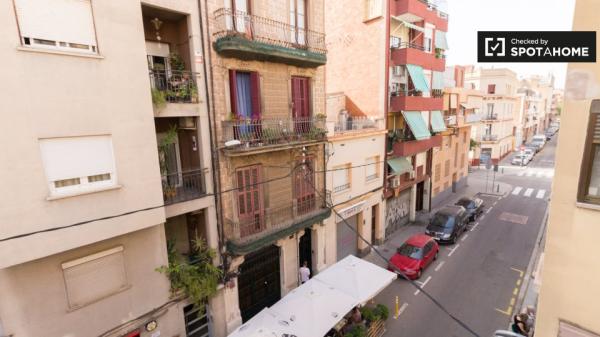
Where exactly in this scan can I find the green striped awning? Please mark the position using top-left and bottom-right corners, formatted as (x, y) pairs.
(431, 111), (447, 133)
(435, 30), (449, 50)
(432, 71), (444, 90)
(406, 64), (430, 93)
(402, 111), (431, 140)
(387, 157), (413, 176)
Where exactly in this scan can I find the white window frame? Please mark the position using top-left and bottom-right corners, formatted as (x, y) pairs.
(364, 0), (383, 21)
(365, 156), (379, 182)
(333, 163), (351, 193)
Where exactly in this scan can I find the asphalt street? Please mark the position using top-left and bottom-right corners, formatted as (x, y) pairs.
(372, 137), (557, 337)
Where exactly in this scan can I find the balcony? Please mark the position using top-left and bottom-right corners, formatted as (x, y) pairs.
(149, 70), (199, 104)
(212, 8), (326, 67)
(225, 196), (331, 255)
(389, 135), (442, 157)
(390, 42), (445, 71)
(481, 113), (499, 121)
(482, 134), (499, 142)
(391, 0), (448, 31)
(331, 116), (385, 135)
(162, 169), (205, 205)
(465, 113), (483, 124)
(220, 117), (327, 155)
(390, 91), (443, 112)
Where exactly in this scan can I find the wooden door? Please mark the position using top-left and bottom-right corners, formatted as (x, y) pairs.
(291, 77), (310, 133)
(294, 158), (315, 215)
(236, 165), (264, 237)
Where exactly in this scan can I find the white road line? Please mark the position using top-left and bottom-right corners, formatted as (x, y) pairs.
(414, 276), (432, 296)
(448, 244), (461, 257)
(461, 234), (469, 242)
(470, 222), (479, 232)
(536, 172), (544, 178)
(493, 201), (498, 206)
(398, 302), (409, 316)
(434, 261), (445, 272)
(486, 207), (493, 214)
(524, 188), (534, 197)
(517, 171), (525, 177)
(512, 187), (523, 195)
(536, 189), (546, 199)
(526, 171), (534, 177)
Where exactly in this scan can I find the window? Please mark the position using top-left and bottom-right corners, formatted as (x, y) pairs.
(294, 158), (316, 214)
(333, 164), (351, 193)
(454, 143), (458, 167)
(424, 28), (433, 52)
(39, 135), (117, 198)
(487, 84), (496, 94)
(579, 100), (600, 204)
(14, 0), (98, 54)
(236, 165), (264, 237)
(229, 70), (261, 120)
(364, 0), (383, 20)
(444, 160), (450, 177)
(290, 0), (307, 45)
(559, 321), (600, 337)
(365, 156), (379, 182)
(62, 246), (129, 310)
(434, 163), (441, 182)
(487, 103), (495, 115)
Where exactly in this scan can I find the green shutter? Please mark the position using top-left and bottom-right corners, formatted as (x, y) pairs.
(435, 31), (449, 50)
(431, 111), (447, 133)
(402, 111), (431, 140)
(432, 71), (444, 90)
(387, 157), (413, 176)
(406, 64), (430, 93)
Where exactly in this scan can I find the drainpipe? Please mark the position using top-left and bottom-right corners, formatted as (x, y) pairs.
(383, 0), (391, 195)
(198, 0), (228, 277)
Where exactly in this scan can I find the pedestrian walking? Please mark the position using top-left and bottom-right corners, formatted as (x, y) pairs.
(299, 261), (310, 284)
(511, 313), (530, 336)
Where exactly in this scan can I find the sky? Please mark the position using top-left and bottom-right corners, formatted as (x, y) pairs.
(443, 0), (576, 89)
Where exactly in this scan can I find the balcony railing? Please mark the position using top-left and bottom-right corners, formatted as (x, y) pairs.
(482, 113), (498, 120)
(221, 117), (326, 151)
(482, 134), (499, 142)
(162, 169), (205, 205)
(465, 113), (483, 123)
(149, 70), (199, 104)
(226, 196), (328, 244)
(213, 8), (326, 55)
(416, 0), (449, 18)
(334, 116), (384, 133)
(390, 38), (426, 51)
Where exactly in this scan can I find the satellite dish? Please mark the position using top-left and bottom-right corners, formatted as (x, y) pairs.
(224, 140), (241, 147)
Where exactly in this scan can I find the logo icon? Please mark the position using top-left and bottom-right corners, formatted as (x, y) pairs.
(484, 37), (505, 57)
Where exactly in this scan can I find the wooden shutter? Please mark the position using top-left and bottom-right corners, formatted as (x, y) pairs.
(229, 69), (238, 116)
(250, 72), (261, 119)
(295, 158), (315, 214)
(236, 166), (264, 237)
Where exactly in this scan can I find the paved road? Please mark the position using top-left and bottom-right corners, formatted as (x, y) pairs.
(373, 137), (557, 337)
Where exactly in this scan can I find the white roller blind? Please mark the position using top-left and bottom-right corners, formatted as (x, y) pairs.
(39, 135), (115, 182)
(62, 246), (128, 309)
(333, 165), (349, 189)
(365, 157), (377, 179)
(14, 0), (97, 47)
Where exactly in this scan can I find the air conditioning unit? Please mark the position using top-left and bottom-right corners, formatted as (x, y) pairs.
(390, 176), (400, 188)
(179, 117), (197, 130)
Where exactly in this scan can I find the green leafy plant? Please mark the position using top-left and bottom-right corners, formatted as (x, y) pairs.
(261, 128), (280, 144)
(307, 127), (326, 140)
(435, 48), (445, 59)
(374, 303), (389, 321)
(360, 306), (376, 322)
(469, 138), (479, 151)
(169, 52), (186, 72)
(158, 125), (178, 175)
(345, 325), (367, 337)
(151, 88), (167, 109)
(156, 238), (222, 312)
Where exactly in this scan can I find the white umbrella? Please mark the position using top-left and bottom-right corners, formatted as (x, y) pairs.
(228, 308), (294, 337)
(314, 255), (397, 304)
(270, 278), (358, 337)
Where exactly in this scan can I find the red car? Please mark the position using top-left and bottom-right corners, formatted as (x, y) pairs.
(388, 234), (439, 279)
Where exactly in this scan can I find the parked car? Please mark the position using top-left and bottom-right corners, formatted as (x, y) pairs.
(455, 197), (485, 222)
(511, 153), (530, 166)
(425, 206), (469, 244)
(523, 148), (535, 161)
(532, 134), (546, 149)
(388, 234), (439, 279)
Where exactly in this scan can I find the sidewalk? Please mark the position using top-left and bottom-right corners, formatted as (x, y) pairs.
(364, 172), (513, 268)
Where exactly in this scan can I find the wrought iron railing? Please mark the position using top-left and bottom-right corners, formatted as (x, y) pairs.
(390, 37), (425, 51)
(221, 117), (327, 150)
(390, 89), (422, 97)
(416, 0), (449, 18)
(226, 196), (327, 242)
(149, 70), (199, 104)
(482, 134), (499, 141)
(482, 113), (499, 120)
(162, 169), (205, 205)
(334, 116), (384, 133)
(213, 8), (327, 54)
(432, 89), (443, 98)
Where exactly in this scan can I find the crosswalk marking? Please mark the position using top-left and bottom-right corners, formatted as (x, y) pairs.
(526, 172), (534, 177)
(518, 171), (525, 177)
(523, 188), (534, 197)
(512, 168), (555, 178)
(512, 187), (523, 195)
(536, 172), (544, 178)
(536, 190), (546, 199)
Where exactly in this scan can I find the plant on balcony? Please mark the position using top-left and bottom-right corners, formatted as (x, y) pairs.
(469, 138), (479, 150)
(158, 125), (179, 198)
(435, 48), (445, 59)
(169, 52), (186, 71)
(387, 129), (402, 152)
(157, 238), (222, 312)
(307, 126), (327, 140)
(261, 128), (280, 144)
(345, 325), (367, 337)
(151, 88), (167, 109)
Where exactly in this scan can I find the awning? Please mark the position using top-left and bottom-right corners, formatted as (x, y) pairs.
(387, 157), (413, 176)
(432, 71), (444, 90)
(314, 255), (398, 305)
(435, 30), (449, 50)
(406, 64), (429, 93)
(402, 110), (431, 140)
(461, 102), (476, 110)
(391, 16), (426, 33)
(431, 110), (447, 133)
(228, 309), (293, 337)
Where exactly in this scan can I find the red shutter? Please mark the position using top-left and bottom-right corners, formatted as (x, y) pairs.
(250, 72), (261, 119)
(236, 165), (264, 237)
(229, 69), (238, 116)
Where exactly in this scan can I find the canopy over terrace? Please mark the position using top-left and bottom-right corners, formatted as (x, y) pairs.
(228, 256), (397, 337)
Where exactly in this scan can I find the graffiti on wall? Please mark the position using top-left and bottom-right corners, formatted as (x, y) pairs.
(385, 190), (410, 231)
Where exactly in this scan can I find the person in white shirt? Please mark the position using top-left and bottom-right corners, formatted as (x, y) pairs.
(299, 261), (310, 284)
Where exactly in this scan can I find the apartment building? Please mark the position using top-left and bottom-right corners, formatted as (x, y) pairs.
(430, 66), (482, 207)
(465, 68), (518, 165)
(324, 1), (388, 260)
(382, 0), (449, 235)
(200, 0), (329, 332)
(535, 0), (600, 335)
(0, 1), (220, 337)
(551, 88), (564, 121)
